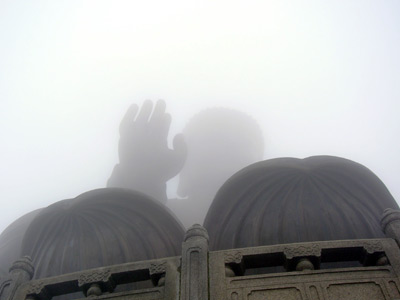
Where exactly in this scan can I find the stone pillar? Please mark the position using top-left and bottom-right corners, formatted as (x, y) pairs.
(0, 256), (34, 300)
(180, 224), (209, 300)
(381, 208), (400, 246)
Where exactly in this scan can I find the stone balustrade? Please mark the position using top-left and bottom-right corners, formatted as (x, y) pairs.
(2, 210), (400, 300)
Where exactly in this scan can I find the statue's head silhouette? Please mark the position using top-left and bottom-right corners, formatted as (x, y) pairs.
(177, 107), (264, 200)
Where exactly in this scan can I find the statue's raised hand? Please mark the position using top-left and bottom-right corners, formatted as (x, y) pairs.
(107, 100), (187, 203)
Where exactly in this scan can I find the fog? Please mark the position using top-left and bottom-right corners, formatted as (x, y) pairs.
(0, 0), (399, 232)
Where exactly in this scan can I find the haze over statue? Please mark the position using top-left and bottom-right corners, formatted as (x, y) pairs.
(107, 100), (264, 227)
(1, 100), (400, 300)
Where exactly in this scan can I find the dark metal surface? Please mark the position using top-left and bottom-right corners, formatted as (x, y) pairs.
(2, 188), (185, 280)
(204, 156), (399, 250)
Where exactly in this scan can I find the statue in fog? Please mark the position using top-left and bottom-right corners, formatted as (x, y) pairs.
(0, 99), (264, 276)
(107, 100), (264, 227)
(107, 100), (187, 203)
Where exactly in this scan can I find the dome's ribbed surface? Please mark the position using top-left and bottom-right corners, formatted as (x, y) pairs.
(1, 188), (184, 279)
(0, 209), (41, 278)
(204, 156), (398, 250)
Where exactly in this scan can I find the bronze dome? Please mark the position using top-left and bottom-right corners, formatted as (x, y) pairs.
(0, 210), (40, 278)
(204, 156), (398, 250)
(1, 188), (184, 279)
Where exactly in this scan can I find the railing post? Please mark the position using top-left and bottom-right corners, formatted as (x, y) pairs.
(180, 224), (209, 300)
(381, 208), (400, 246)
(0, 256), (34, 300)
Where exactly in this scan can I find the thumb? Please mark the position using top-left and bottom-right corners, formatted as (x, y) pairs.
(172, 133), (187, 167)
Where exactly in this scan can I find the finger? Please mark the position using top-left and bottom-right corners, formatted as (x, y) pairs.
(149, 100), (168, 136)
(135, 99), (153, 124)
(119, 104), (139, 136)
(150, 99), (166, 124)
(159, 113), (172, 140)
(164, 133), (187, 179)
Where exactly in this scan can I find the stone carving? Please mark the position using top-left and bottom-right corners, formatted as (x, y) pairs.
(0, 279), (11, 288)
(381, 208), (400, 245)
(326, 282), (385, 299)
(0, 257), (35, 300)
(0, 279), (11, 294)
(283, 244), (321, 259)
(381, 209), (400, 232)
(3, 227), (400, 300)
(224, 252), (243, 264)
(364, 241), (384, 254)
(149, 262), (167, 276)
(295, 258), (314, 271)
(87, 284), (102, 297)
(247, 287), (302, 300)
(8, 256), (34, 278)
(181, 224), (209, 300)
(78, 269), (111, 287)
(231, 291), (239, 300)
(26, 281), (45, 295)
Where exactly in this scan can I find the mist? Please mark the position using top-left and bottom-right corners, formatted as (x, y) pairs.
(0, 0), (399, 232)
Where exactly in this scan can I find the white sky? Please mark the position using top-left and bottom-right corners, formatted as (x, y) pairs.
(0, 0), (399, 233)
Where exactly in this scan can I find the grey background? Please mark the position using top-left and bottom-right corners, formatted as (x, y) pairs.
(0, 0), (399, 233)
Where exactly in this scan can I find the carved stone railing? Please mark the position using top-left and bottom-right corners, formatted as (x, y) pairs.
(2, 210), (400, 300)
(0, 256), (34, 300)
(6, 256), (180, 300)
(210, 238), (400, 300)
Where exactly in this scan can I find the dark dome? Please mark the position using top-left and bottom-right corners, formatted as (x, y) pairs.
(204, 156), (398, 250)
(0, 209), (41, 278)
(1, 188), (184, 279)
